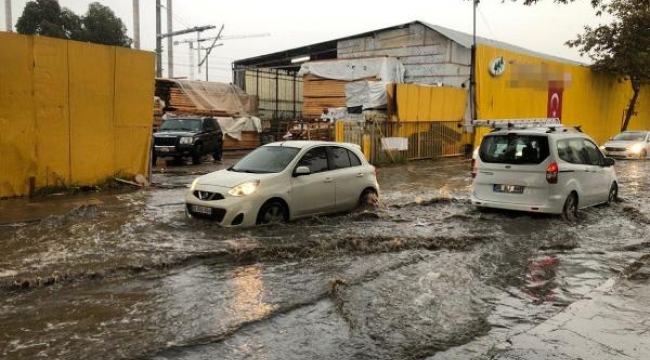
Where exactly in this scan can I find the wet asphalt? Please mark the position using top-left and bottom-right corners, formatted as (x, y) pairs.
(0, 156), (649, 360)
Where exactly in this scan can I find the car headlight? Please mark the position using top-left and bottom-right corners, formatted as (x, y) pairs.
(190, 178), (200, 191)
(228, 180), (260, 197)
(630, 143), (644, 153)
(179, 136), (194, 145)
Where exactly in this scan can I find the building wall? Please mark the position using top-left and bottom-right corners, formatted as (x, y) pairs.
(475, 44), (650, 145)
(0, 33), (155, 198)
(337, 23), (471, 87)
(240, 68), (303, 121)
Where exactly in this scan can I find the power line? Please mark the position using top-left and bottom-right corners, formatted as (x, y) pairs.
(478, 7), (497, 39)
(158, 3), (192, 29)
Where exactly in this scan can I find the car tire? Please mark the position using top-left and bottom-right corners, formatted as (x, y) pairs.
(607, 182), (618, 204)
(562, 193), (578, 222)
(257, 200), (288, 225)
(192, 144), (203, 165)
(212, 145), (223, 162)
(640, 150), (647, 159)
(358, 188), (378, 207)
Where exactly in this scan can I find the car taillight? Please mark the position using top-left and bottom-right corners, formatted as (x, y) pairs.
(546, 162), (558, 184)
(471, 159), (477, 179)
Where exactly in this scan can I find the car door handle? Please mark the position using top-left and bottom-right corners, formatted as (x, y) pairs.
(356, 173), (364, 178)
(324, 178), (333, 183)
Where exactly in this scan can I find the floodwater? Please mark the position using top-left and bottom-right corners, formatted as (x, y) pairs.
(1, 158), (649, 360)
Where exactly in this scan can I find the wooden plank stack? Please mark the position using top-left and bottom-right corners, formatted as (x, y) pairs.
(302, 74), (378, 119)
(155, 79), (259, 117)
(223, 132), (260, 150)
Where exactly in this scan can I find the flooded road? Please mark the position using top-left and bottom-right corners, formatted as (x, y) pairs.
(1, 158), (649, 360)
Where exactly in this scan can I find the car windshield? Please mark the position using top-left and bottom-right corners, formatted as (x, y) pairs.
(479, 134), (550, 164)
(611, 132), (647, 141)
(160, 119), (201, 132)
(230, 146), (300, 173)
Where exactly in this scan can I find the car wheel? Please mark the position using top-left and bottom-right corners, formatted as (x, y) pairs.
(257, 200), (288, 225)
(640, 150), (647, 159)
(562, 193), (578, 222)
(192, 144), (203, 165)
(607, 182), (618, 204)
(358, 188), (378, 207)
(212, 145), (223, 162)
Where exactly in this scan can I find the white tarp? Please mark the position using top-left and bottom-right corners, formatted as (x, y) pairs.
(215, 116), (262, 141)
(298, 57), (405, 83)
(345, 81), (390, 110)
(171, 80), (255, 115)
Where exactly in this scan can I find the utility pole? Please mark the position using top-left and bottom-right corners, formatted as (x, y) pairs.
(199, 24), (225, 82)
(155, 0), (162, 77)
(5, 0), (12, 32)
(132, 0), (140, 49)
(469, 0), (479, 121)
(166, 0), (173, 78)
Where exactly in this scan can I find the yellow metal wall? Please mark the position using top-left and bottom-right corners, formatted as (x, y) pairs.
(0, 33), (155, 197)
(476, 44), (650, 145)
(396, 84), (467, 121)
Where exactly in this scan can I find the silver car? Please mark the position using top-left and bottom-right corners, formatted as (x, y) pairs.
(601, 131), (650, 159)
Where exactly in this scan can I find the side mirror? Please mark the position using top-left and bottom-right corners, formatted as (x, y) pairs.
(294, 166), (311, 177)
(603, 157), (616, 167)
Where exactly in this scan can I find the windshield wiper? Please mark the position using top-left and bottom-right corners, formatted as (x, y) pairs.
(230, 169), (272, 174)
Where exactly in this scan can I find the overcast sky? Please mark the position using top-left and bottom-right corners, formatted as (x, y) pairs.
(2, 0), (608, 82)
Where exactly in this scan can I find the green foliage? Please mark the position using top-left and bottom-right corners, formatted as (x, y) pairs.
(16, 0), (71, 38)
(15, 0), (132, 47)
(81, 2), (133, 47)
(566, 0), (650, 130)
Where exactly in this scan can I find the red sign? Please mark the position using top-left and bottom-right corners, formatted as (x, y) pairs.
(547, 87), (563, 120)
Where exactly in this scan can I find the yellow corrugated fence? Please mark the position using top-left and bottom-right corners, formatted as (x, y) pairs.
(0, 33), (155, 198)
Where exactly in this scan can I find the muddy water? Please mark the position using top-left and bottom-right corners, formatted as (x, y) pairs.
(1, 158), (649, 360)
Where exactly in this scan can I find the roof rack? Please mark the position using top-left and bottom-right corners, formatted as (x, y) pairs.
(471, 118), (561, 130)
(546, 125), (583, 133)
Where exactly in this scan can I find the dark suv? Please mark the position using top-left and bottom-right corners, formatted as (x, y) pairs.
(153, 117), (223, 165)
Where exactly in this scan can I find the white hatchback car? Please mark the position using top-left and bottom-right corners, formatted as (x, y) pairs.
(471, 126), (618, 220)
(185, 141), (379, 227)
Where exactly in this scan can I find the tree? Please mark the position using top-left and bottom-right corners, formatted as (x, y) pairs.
(15, 0), (131, 48)
(81, 2), (132, 47)
(15, 0), (81, 39)
(566, 0), (650, 130)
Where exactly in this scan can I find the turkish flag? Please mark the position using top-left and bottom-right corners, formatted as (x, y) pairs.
(547, 87), (563, 120)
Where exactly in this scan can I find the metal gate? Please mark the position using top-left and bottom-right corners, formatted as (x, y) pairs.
(337, 120), (467, 164)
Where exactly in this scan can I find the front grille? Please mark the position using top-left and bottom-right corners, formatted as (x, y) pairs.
(155, 137), (177, 146)
(186, 205), (226, 222)
(605, 147), (626, 152)
(193, 191), (225, 201)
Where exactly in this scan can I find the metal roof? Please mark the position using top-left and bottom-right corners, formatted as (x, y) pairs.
(232, 20), (585, 70)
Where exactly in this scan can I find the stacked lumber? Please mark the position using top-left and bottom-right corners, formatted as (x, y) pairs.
(302, 74), (378, 119)
(153, 98), (164, 131)
(155, 79), (259, 117)
(223, 132), (260, 150)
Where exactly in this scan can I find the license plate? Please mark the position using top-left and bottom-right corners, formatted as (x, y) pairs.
(191, 205), (212, 215)
(160, 147), (170, 152)
(493, 184), (524, 194)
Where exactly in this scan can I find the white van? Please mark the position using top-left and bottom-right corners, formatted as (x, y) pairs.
(470, 125), (618, 220)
